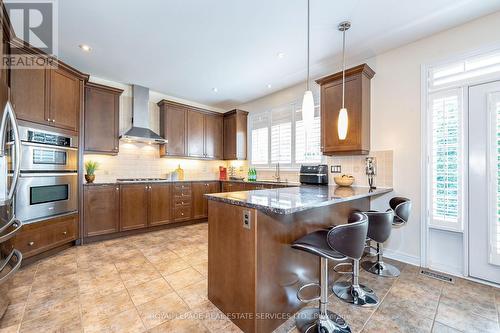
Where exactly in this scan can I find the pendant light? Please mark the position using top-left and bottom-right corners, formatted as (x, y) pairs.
(301, 0), (314, 134)
(338, 21), (351, 141)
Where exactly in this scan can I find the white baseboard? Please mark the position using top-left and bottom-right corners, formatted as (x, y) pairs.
(383, 248), (421, 266)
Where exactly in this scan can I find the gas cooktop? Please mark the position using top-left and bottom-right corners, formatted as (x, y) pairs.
(116, 178), (168, 183)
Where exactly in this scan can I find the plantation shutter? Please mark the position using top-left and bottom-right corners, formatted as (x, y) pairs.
(429, 89), (463, 230)
(250, 113), (269, 165)
(295, 105), (321, 164)
(270, 105), (292, 164)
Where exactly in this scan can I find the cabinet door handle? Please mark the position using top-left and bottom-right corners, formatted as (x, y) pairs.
(116, 187), (119, 191)
(52, 119), (55, 123)
(28, 241), (34, 246)
(62, 231), (67, 235)
(114, 146), (118, 150)
(47, 118), (51, 122)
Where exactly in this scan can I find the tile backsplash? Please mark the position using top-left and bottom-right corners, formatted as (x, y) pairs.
(84, 142), (226, 183)
(227, 150), (393, 187)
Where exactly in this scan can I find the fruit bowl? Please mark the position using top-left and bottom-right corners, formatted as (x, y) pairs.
(334, 175), (355, 187)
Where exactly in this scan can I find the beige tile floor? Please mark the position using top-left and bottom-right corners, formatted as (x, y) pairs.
(1, 222), (499, 333)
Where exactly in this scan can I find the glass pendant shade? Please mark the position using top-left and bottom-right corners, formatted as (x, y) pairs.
(302, 90), (315, 133)
(338, 107), (348, 140)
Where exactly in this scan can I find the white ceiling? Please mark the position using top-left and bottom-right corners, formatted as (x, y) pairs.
(58, 0), (500, 109)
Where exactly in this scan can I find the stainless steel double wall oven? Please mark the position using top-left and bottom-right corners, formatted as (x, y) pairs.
(15, 126), (78, 223)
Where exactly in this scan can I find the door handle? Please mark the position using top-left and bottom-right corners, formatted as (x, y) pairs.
(0, 249), (22, 285)
(0, 217), (22, 243)
(0, 102), (21, 204)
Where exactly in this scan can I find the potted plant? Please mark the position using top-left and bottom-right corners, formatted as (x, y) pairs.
(85, 160), (99, 183)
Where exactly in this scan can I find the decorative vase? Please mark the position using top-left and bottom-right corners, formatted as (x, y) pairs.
(85, 174), (95, 183)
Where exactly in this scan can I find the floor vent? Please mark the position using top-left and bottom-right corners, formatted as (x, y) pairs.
(420, 269), (454, 283)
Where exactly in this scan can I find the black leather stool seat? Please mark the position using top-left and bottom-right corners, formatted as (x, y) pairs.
(292, 230), (347, 261)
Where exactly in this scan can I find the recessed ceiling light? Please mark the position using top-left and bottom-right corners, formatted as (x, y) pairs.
(267, 84), (272, 88)
(277, 52), (285, 59)
(79, 44), (92, 52)
(212, 88), (218, 93)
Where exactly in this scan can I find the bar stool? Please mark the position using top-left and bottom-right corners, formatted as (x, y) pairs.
(361, 197), (411, 277)
(291, 212), (368, 333)
(332, 213), (379, 307)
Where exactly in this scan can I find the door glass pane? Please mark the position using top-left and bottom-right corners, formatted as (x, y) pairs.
(30, 185), (69, 205)
(490, 91), (500, 265)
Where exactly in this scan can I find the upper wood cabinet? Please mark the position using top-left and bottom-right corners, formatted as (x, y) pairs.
(9, 43), (88, 133)
(315, 63), (374, 155)
(158, 100), (223, 160)
(84, 82), (123, 154)
(159, 101), (187, 157)
(187, 110), (205, 158)
(204, 114), (223, 159)
(223, 109), (248, 160)
(84, 185), (120, 237)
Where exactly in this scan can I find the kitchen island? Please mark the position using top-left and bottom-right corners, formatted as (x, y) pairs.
(206, 185), (392, 333)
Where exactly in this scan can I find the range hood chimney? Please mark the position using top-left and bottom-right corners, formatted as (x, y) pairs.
(120, 85), (167, 144)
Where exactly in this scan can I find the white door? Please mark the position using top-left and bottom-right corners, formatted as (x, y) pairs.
(469, 80), (500, 284)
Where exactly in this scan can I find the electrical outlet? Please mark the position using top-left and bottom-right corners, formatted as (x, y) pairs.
(331, 165), (342, 173)
(242, 210), (251, 229)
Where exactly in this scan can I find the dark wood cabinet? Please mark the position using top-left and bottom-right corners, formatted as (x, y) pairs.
(120, 184), (149, 231)
(84, 185), (120, 237)
(204, 114), (223, 159)
(223, 109), (248, 160)
(9, 43), (88, 133)
(10, 56), (46, 124)
(84, 82), (123, 154)
(315, 63), (374, 155)
(159, 101), (187, 157)
(187, 110), (205, 158)
(5, 213), (78, 259)
(192, 181), (221, 219)
(148, 183), (172, 226)
(159, 100), (224, 160)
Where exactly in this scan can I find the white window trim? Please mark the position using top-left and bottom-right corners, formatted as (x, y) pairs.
(248, 100), (322, 170)
(421, 43), (500, 273)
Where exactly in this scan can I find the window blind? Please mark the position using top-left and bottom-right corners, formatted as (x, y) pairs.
(271, 105), (292, 164)
(429, 90), (462, 230)
(295, 106), (321, 164)
(250, 113), (269, 165)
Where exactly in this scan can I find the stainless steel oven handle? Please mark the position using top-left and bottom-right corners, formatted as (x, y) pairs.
(21, 141), (78, 151)
(0, 249), (22, 285)
(0, 216), (22, 238)
(19, 172), (78, 178)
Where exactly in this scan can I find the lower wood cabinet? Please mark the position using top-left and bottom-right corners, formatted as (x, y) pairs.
(149, 183), (172, 226)
(192, 181), (220, 219)
(120, 184), (149, 231)
(83, 181), (227, 240)
(84, 185), (120, 237)
(4, 213), (78, 259)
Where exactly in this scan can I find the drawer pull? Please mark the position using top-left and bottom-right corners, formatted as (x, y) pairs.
(28, 241), (34, 246)
(116, 187), (119, 191)
(62, 231), (67, 235)
(181, 213), (184, 216)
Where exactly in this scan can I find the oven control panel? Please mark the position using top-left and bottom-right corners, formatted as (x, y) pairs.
(27, 130), (71, 147)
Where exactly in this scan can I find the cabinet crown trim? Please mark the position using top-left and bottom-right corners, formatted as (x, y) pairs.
(157, 99), (223, 116)
(85, 82), (124, 95)
(315, 63), (375, 85)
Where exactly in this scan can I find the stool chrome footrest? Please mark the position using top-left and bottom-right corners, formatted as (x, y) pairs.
(332, 281), (379, 307)
(361, 260), (400, 277)
(333, 262), (353, 275)
(297, 282), (321, 303)
(295, 308), (351, 333)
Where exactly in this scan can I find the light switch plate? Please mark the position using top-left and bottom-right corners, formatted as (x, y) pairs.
(331, 165), (342, 173)
(242, 210), (251, 229)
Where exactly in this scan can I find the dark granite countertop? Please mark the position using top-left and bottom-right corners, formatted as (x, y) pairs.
(206, 185), (392, 215)
(83, 179), (221, 186)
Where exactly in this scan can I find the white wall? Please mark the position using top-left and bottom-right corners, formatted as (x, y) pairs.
(239, 11), (500, 268)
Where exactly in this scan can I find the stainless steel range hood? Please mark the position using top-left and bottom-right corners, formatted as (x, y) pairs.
(120, 85), (167, 144)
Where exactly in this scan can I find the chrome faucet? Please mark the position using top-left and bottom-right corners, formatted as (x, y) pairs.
(273, 163), (281, 182)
